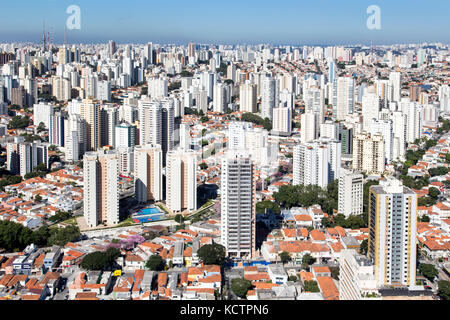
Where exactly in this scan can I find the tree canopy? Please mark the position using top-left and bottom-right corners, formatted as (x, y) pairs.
(438, 280), (450, 300)
(8, 115), (30, 129)
(81, 248), (121, 271)
(0, 220), (33, 251)
(360, 239), (368, 256)
(419, 263), (438, 281)
(0, 221), (80, 251)
(197, 243), (226, 266)
(256, 200), (281, 215)
(231, 278), (253, 298)
(303, 280), (320, 292)
(273, 181), (338, 215)
(240, 113), (272, 131)
(279, 251), (291, 264)
(145, 254), (165, 271)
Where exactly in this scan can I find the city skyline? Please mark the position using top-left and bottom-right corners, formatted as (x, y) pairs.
(1, 0), (450, 45)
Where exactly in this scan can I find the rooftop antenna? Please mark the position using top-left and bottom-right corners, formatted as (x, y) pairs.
(64, 25), (67, 46)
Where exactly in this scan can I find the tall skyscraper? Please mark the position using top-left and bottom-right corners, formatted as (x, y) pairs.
(221, 152), (256, 259)
(338, 169), (363, 217)
(83, 150), (120, 228)
(400, 99), (423, 144)
(134, 144), (163, 203)
(370, 119), (394, 164)
(240, 81), (257, 113)
(261, 76), (277, 121)
(272, 106), (292, 135)
(362, 92), (381, 132)
(144, 42), (153, 65)
(65, 114), (86, 162)
(304, 87), (325, 123)
(389, 72), (402, 102)
(80, 99), (101, 151)
(115, 122), (137, 148)
(33, 102), (54, 128)
(293, 138), (341, 188)
(335, 77), (355, 121)
(165, 149), (197, 213)
(300, 111), (319, 143)
(48, 112), (65, 147)
(213, 82), (226, 113)
(138, 98), (174, 164)
(368, 177), (417, 287)
(352, 133), (385, 174)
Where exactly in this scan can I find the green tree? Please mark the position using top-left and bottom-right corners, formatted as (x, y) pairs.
(47, 225), (81, 246)
(303, 280), (320, 292)
(279, 251), (291, 264)
(199, 163), (208, 170)
(197, 243), (226, 265)
(256, 201), (281, 214)
(288, 275), (298, 282)
(301, 253), (316, 270)
(174, 214), (184, 224)
(8, 116), (30, 129)
(419, 263), (438, 281)
(429, 167), (448, 177)
(0, 175), (23, 191)
(0, 220), (33, 251)
(37, 122), (46, 133)
(34, 194), (42, 202)
(428, 187), (440, 199)
(438, 280), (450, 300)
(168, 81), (181, 91)
(81, 248), (121, 270)
(31, 226), (51, 247)
(145, 254), (165, 271)
(200, 116), (209, 123)
(230, 278), (253, 298)
(360, 239), (368, 255)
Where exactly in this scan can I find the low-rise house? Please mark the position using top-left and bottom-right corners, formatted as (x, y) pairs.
(267, 264), (288, 284)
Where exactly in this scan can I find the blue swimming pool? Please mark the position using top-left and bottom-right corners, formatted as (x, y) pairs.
(133, 214), (165, 223)
(132, 206), (166, 223)
(136, 207), (162, 216)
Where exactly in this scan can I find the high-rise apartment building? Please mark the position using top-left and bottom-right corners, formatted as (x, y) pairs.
(33, 102), (54, 128)
(335, 77), (355, 121)
(368, 177), (417, 287)
(165, 149), (197, 213)
(352, 133), (385, 174)
(362, 92), (381, 132)
(339, 249), (379, 300)
(83, 150), (120, 228)
(221, 152), (256, 259)
(389, 72), (401, 102)
(293, 138), (341, 188)
(80, 99), (101, 151)
(261, 76), (277, 121)
(338, 169), (363, 217)
(300, 111), (319, 143)
(138, 98), (174, 164)
(134, 144), (163, 203)
(272, 106), (292, 135)
(115, 122), (137, 149)
(240, 81), (257, 113)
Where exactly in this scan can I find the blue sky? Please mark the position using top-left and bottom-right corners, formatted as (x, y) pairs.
(0, 0), (449, 45)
